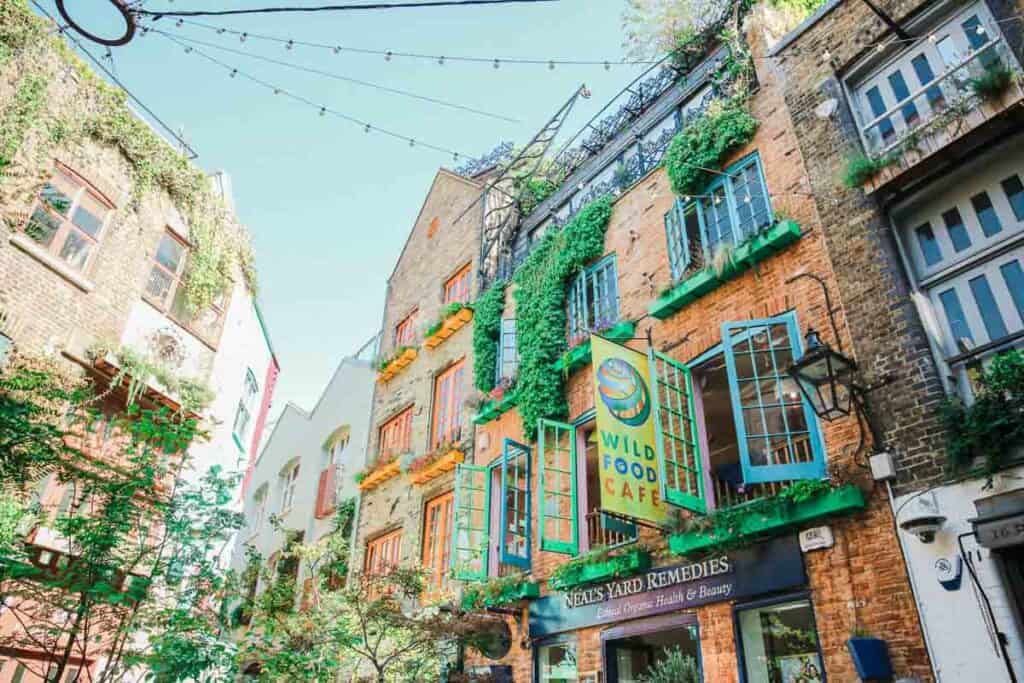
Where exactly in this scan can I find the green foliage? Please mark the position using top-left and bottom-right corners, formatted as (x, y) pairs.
(426, 301), (470, 338)
(842, 152), (896, 188)
(513, 197), (614, 440)
(516, 176), (558, 217)
(637, 647), (701, 683)
(970, 64), (1015, 101)
(0, 73), (47, 173)
(472, 281), (507, 393)
(664, 100), (758, 197)
(88, 342), (214, 415)
(377, 345), (417, 372)
(770, 0), (826, 15)
(548, 545), (645, 588)
(461, 572), (530, 609)
(941, 350), (1024, 476)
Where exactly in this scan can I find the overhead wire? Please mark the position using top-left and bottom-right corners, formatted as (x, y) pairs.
(158, 30), (475, 159)
(135, 0), (558, 18)
(149, 29), (519, 123)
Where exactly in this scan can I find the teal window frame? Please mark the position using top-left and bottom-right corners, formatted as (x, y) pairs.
(450, 463), (491, 582)
(695, 153), (774, 260)
(538, 418), (579, 555)
(721, 312), (827, 485)
(499, 438), (532, 569)
(664, 198), (694, 281)
(649, 347), (706, 513)
(567, 255), (620, 345)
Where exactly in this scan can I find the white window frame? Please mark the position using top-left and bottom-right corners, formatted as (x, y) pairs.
(233, 369), (260, 444)
(280, 461), (300, 513)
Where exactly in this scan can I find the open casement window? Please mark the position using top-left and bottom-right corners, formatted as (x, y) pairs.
(538, 419), (579, 555)
(422, 491), (454, 596)
(664, 199), (704, 282)
(721, 315), (826, 484)
(648, 348), (706, 513)
(451, 464), (490, 581)
(693, 153), (773, 261)
(499, 439), (532, 569)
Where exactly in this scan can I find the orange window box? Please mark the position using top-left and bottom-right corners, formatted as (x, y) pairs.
(424, 308), (473, 350)
(409, 449), (465, 486)
(378, 347), (418, 382)
(357, 459), (402, 491)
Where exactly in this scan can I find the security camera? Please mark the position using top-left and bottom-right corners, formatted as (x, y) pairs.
(899, 513), (947, 543)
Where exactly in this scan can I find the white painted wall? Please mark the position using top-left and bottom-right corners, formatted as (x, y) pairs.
(229, 355), (375, 591)
(894, 469), (1024, 682)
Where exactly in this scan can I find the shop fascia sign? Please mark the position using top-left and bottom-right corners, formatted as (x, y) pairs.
(564, 555), (732, 609)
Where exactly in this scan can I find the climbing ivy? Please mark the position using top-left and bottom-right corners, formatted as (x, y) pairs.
(471, 280), (507, 393)
(88, 342), (214, 415)
(664, 99), (758, 197)
(0, 74), (47, 173)
(513, 196), (613, 441)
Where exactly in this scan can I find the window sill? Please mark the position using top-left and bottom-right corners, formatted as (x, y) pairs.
(649, 220), (802, 321)
(552, 320), (637, 374)
(9, 233), (95, 293)
(472, 392), (519, 425)
(667, 484), (865, 556)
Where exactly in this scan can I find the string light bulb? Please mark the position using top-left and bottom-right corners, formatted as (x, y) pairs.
(176, 19), (183, 27)
(230, 68), (237, 78)
(493, 58), (500, 69)
(240, 32), (247, 43)
(548, 60), (555, 70)
(273, 87), (281, 95)
(409, 139), (415, 147)
(320, 106), (326, 116)
(364, 123), (371, 133)
(216, 28), (226, 35)
(385, 51), (393, 61)
(184, 46), (192, 53)
(333, 46), (341, 55)
(604, 61), (611, 71)
(438, 56), (445, 66)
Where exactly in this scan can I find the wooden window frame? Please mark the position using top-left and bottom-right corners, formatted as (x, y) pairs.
(365, 528), (402, 577)
(421, 491), (454, 597)
(443, 263), (472, 305)
(378, 406), (413, 462)
(143, 228), (229, 349)
(394, 308), (418, 348)
(431, 360), (465, 449)
(22, 163), (114, 274)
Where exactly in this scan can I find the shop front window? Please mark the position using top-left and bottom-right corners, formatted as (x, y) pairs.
(737, 598), (824, 683)
(537, 639), (578, 683)
(604, 617), (703, 683)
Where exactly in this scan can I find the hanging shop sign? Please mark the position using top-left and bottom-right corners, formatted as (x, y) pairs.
(529, 536), (806, 637)
(591, 335), (669, 525)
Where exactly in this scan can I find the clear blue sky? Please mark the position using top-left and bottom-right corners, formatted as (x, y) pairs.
(40, 0), (649, 414)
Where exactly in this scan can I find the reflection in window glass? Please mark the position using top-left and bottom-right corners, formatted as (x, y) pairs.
(939, 288), (974, 348)
(942, 208), (972, 252)
(538, 641), (578, 683)
(738, 599), (824, 683)
(969, 275), (1009, 341)
(915, 223), (943, 266)
(1001, 175), (1024, 221)
(971, 192), (1003, 237)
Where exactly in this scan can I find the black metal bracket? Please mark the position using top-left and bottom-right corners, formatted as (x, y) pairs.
(57, 0), (137, 47)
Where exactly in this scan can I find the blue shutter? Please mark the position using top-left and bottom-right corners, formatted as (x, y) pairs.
(499, 439), (531, 569)
(721, 314), (826, 484)
(664, 199), (691, 281)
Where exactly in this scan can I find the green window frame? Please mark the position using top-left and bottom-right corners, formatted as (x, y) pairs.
(450, 463), (490, 582)
(567, 255), (620, 347)
(664, 198), (699, 281)
(538, 418), (579, 555)
(499, 439), (532, 569)
(649, 347), (706, 513)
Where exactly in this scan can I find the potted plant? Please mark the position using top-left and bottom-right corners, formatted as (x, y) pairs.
(846, 627), (892, 680)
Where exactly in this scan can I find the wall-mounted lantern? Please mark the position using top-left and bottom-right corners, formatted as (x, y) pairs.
(787, 328), (858, 422)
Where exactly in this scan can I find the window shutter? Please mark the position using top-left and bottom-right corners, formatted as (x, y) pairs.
(538, 419), (578, 555)
(499, 439), (532, 569)
(648, 348), (706, 513)
(664, 199), (691, 281)
(721, 315), (827, 484)
(314, 464), (336, 519)
(451, 463), (490, 581)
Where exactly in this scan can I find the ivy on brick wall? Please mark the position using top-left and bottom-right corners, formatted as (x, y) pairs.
(513, 196), (613, 441)
(471, 280), (506, 393)
(664, 99), (758, 198)
(0, 0), (257, 309)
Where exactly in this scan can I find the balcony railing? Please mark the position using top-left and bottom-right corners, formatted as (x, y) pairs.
(585, 510), (638, 549)
(861, 37), (1021, 158)
(709, 435), (813, 508)
(945, 329), (1024, 402)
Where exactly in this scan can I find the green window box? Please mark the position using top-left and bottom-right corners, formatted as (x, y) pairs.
(461, 579), (541, 609)
(471, 392), (519, 426)
(548, 548), (652, 591)
(553, 320), (637, 374)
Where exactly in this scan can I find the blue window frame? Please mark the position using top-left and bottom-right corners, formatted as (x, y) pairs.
(675, 153), (774, 262)
(1001, 175), (1024, 222)
(567, 255), (619, 344)
(915, 223), (943, 266)
(450, 463), (490, 581)
(1001, 259), (1024, 322)
(971, 191), (1003, 237)
(499, 439), (531, 569)
(496, 318), (518, 382)
(943, 208), (972, 252)
(721, 313), (826, 484)
(968, 274), (1009, 341)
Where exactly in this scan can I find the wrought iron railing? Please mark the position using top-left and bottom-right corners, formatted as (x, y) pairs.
(861, 37), (1021, 158)
(709, 435), (813, 507)
(585, 510), (639, 549)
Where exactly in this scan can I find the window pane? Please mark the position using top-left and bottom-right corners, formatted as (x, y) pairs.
(702, 185), (734, 253)
(936, 37), (959, 69)
(942, 208), (972, 252)
(915, 223), (943, 266)
(865, 85), (894, 141)
(969, 274), (1009, 341)
(58, 230), (93, 270)
(970, 191), (1003, 237)
(738, 599), (823, 683)
(1000, 260), (1024, 323)
(71, 194), (105, 237)
(911, 53), (945, 109)
(155, 234), (186, 273)
(25, 207), (61, 247)
(963, 15), (990, 50)
(40, 183), (72, 216)
(731, 160), (771, 238)
(538, 642), (578, 683)
(145, 266), (174, 304)
(887, 70), (919, 128)
(939, 287), (975, 347)
(1001, 175), (1024, 222)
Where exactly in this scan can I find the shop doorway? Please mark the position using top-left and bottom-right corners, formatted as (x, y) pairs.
(601, 614), (703, 683)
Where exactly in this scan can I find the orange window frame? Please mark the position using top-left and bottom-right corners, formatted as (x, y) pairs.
(443, 264), (472, 305)
(394, 309), (417, 347)
(378, 407), (413, 461)
(421, 491), (454, 596)
(431, 360), (465, 448)
(365, 528), (402, 577)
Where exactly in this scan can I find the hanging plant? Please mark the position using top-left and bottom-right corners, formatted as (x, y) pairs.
(842, 152), (896, 188)
(87, 342), (214, 415)
(471, 280), (507, 393)
(664, 99), (758, 198)
(513, 196), (613, 441)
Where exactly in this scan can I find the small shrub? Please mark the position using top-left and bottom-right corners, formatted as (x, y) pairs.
(842, 152), (895, 188)
(637, 647), (701, 683)
(665, 101), (758, 197)
(970, 64), (1014, 101)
